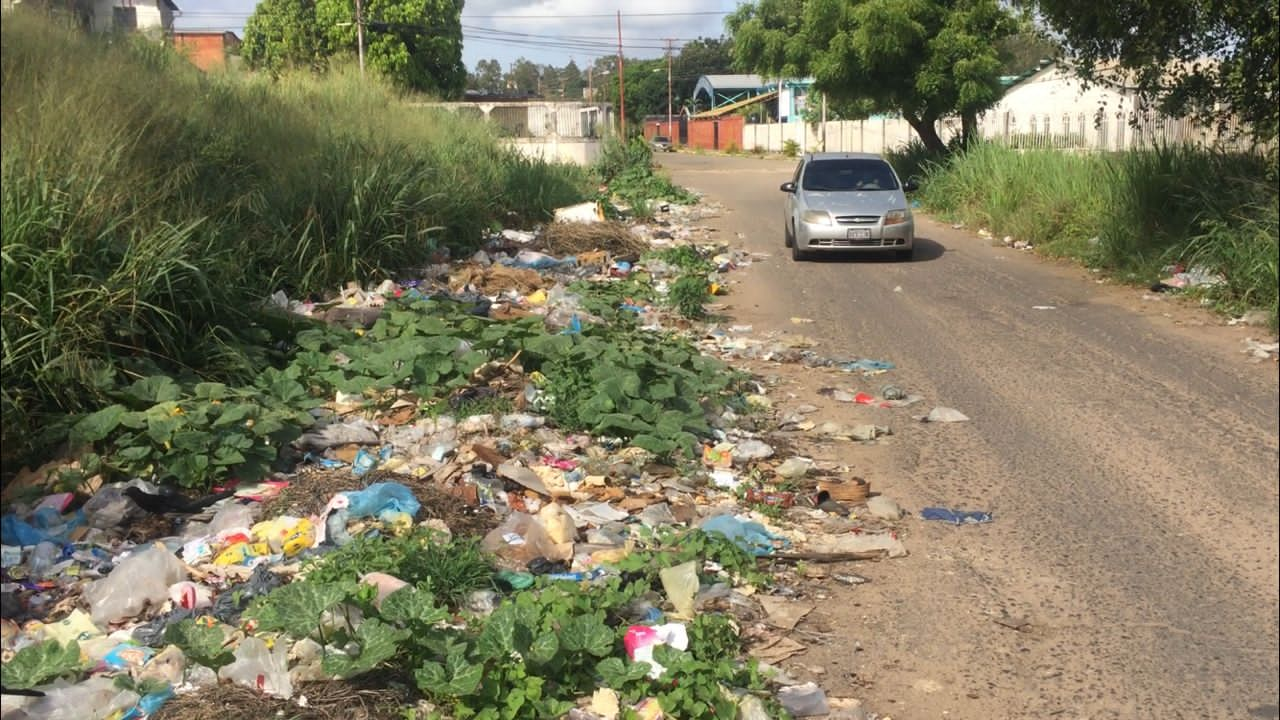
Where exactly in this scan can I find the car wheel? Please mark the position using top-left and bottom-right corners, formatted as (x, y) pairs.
(791, 239), (808, 261)
(895, 247), (914, 261)
(784, 222), (794, 248)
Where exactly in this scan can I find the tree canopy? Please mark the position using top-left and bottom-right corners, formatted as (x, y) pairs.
(1026, 0), (1279, 139)
(727, 0), (1017, 151)
(243, 0), (465, 96)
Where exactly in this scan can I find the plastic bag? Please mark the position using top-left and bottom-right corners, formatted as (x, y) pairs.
(82, 486), (138, 529)
(83, 545), (188, 625)
(699, 515), (788, 557)
(218, 636), (293, 699)
(183, 503), (256, 540)
(623, 623), (688, 679)
(538, 503), (577, 545)
(481, 512), (572, 563)
(777, 682), (829, 717)
(19, 677), (138, 720)
(342, 482), (420, 521)
(659, 561), (698, 618)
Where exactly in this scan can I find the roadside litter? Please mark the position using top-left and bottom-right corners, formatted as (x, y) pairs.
(1, 197), (925, 720)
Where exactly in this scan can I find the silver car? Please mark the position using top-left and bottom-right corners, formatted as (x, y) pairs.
(780, 152), (918, 261)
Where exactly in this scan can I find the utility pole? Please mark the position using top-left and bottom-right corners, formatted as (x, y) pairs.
(821, 91), (827, 150)
(616, 11), (625, 137)
(354, 0), (365, 75)
(666, 38), (673, 142)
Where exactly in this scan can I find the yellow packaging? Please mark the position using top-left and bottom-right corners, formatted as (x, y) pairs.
(281, 519), (315, 557)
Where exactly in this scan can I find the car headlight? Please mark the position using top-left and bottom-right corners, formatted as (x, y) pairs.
(801, 210), (833, 226)
(884, 209), (909, 226)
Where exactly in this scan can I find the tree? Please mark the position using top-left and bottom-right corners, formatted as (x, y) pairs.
(241, 0), (328, 75)
(541, 64), (563, 98)
(727, 0), (1017, 152)
(243, 0), (464, 95)
(471, 57), (503, 93)
(672, 37), (735, 107)
(1026, 0), (1279, 139)
(507, 57), (541, 95)
(317, 0), (465, 96)
(597, 59), (669, 127)
(561, 60), (584, 99)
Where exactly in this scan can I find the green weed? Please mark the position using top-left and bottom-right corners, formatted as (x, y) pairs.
(0, 13), (590, 473)
(900, 142), (1278, 323)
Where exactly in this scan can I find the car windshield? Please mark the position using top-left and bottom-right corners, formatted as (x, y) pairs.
(653, 137), (670, 143)
(801, 159), (899, 192)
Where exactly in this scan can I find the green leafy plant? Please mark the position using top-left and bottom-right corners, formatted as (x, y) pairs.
(782, 139), (800, 158)
(0, 640), (83, 690)
(301, 531), (495, 609)
(68, 372), (317, 488)
(163, 619), (234, 670)
(667, 274), (711, 320)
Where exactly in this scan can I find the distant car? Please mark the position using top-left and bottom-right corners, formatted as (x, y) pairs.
(780, 152), (919, 261)
(650, 136), (674, 152)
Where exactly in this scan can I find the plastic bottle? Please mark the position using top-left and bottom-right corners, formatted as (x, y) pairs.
(28, 541), (62, 578)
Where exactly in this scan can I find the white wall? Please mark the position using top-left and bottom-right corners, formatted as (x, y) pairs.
(743, 117), (932, 155)
(90, 0), (171, 33)
(504, 138), (602, 166)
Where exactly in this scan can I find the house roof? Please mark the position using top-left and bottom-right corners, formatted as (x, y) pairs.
(699, 74), (766, 90)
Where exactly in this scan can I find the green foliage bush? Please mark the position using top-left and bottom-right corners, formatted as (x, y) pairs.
(893, 142), (1278, 326)
(0, 13), (590, 472)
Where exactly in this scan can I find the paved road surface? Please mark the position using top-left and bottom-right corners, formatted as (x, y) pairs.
(663, 153), (1280, 719)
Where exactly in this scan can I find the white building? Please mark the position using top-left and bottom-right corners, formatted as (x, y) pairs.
(89, 0), (177, 35)
(985, 62), (1140, 128)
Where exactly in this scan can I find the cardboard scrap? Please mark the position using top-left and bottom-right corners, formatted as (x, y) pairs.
(758, 597), (816, 631)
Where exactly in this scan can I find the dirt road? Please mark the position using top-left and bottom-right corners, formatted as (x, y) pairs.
(662, 153), (1280, 719)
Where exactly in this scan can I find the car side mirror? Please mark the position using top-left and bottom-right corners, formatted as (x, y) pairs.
(902, 179), (919, 192)
(780, 182), (797, 193)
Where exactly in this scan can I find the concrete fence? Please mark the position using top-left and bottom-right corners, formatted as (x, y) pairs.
(744, 110), (1261, 155)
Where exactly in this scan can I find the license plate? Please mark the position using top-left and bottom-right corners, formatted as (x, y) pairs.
(847, 228), (872, 239)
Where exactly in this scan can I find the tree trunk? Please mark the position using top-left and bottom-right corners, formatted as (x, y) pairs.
(906, 115), (947, 154)
(961, 111), (979, 147)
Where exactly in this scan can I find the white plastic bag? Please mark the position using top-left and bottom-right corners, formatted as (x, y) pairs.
(83, 545), (188, 625)
(218, 636), (293, 699)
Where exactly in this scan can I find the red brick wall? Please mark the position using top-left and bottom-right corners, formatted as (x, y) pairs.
(174, 34), (227, 71)
(686, 116), (744, 151)
(644, 117), (744, 151)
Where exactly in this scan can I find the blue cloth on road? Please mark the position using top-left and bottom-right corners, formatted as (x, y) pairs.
(920, 507), (992, 525)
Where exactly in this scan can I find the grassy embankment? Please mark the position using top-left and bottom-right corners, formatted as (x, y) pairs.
(890, 142), (1279, 327)
(0, 13), (591, 473)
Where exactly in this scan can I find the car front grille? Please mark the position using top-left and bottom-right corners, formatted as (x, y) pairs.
(834, 215), (880, 225)
(810, 237), (906, 248)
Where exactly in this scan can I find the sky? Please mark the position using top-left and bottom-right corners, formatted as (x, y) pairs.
(174, 0), (740, 70)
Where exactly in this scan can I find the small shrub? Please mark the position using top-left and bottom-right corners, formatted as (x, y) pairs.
(782, 139), (800, 157)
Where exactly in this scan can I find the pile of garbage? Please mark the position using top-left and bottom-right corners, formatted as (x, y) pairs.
(1, 202), (956, 720)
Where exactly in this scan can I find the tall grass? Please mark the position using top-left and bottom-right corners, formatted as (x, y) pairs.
(0, 12), (589, 469)
(890, 142), (1278, 325)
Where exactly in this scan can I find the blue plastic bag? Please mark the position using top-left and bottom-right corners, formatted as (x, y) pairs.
(839, 359), (895, 373)
(920, 507), (992, 525)
(342, 482), (420, 521)
(700, 515), (789, 557)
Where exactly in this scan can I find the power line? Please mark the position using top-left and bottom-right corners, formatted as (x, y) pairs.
(177, 10), (732, 19)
